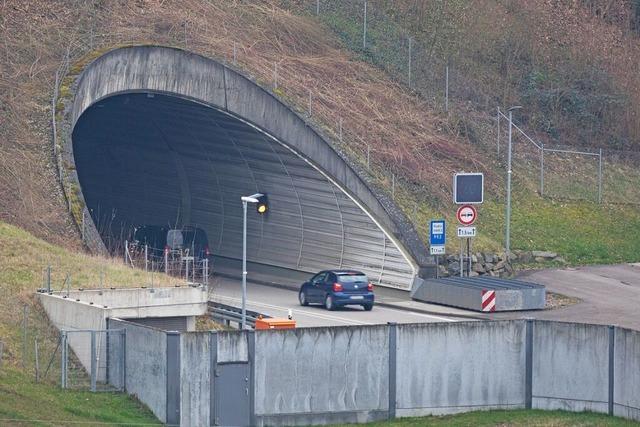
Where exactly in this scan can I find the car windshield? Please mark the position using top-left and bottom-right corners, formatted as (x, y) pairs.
(337, 274), (368, 284)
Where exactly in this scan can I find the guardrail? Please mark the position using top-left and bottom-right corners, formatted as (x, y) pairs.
(207, 301), (271, 329)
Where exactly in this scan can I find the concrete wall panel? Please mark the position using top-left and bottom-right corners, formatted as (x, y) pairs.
(614, 327), (640, 421)
(532, 321), (609, 413)
(396, 321), (526, 416)
(254, 325), (389, 424)
(180, 332), (211, 427)
(217, 331), (248, 363)
(110, 319), (167, 423)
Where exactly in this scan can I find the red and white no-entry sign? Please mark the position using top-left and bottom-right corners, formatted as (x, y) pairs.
(456, 204), (477, 225)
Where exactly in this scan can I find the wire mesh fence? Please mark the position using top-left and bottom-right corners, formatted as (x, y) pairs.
(61, 329), (125, 392)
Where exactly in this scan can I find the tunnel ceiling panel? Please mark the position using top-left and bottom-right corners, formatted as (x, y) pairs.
(73, 92), (415, 289)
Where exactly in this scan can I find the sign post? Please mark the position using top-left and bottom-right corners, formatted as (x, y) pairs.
(430, 220), (446, 278)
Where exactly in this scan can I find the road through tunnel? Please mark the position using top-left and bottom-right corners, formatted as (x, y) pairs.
(68, 46), (428, 289)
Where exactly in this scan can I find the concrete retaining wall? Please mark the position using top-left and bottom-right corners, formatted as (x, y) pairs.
(101, 319), (640, 426)
(110, 318), (168, 423)
(180, 332), (211, 426)
(532, 321), (609, 413)
(254, 326), (389, 426)
(396, 321), (526, 416)
(614, 327), (640, 421)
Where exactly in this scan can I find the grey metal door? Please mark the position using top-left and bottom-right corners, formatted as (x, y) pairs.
(214, 363), (250, 427)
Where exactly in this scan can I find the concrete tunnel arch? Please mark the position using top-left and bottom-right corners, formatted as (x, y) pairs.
(68, 46), (431, 290)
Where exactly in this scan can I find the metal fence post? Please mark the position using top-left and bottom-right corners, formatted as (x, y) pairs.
(497, 107), (501, 157)
(388, 322), (397, 419)
(22, 305), (28, 369)
(145, 244), (148, 272)
(273, 62), (278, 90)
(608, 325), (615, 415)
(81, 210), (86, 244)
(233, 41), (237, 65)
(367, 144), (370, 169)
(391, 174), (395, 199)
(525, 319), (533, 409)
(124, 240), (128, 264)
(445, 65), (449, 112)
(363, 0), (367, 49)
(540, 144), (544, 197)
(34, 338), (40, 382)
(210, 332), (218, 426)
(408, 37), (412, 87)
(0, 341), (4, 369)
(90, 331), (97, 392)
(61, 331), (68, 389)
(308, 90), (312, 117)
(46, 265), (51, 293)
(598, 148), (603, 204)
(316, 0), (320, 15)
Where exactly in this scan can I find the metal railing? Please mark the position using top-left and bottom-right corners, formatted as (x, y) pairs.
(207, 301), (271, 329)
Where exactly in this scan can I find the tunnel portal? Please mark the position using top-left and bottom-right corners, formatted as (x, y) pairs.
(73, 93), (414, 288)
(66, 46), (429, 290)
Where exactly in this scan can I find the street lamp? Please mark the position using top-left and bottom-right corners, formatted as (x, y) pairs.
(240, 193), (265, 329)
(505, 106), (522, 258)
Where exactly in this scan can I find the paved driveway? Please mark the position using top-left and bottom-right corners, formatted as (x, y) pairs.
(507, 264), (640, 330)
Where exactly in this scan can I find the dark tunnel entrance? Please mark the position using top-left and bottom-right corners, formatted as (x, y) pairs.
(72, 92), (415, 288)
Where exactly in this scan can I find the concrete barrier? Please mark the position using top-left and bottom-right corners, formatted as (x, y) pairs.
(110, 319), (167, 423)
(254, 326), (389, 426)
(614, 327), (640, 421)
(396, 321), (526, 416)
(92, 318), (640, 426)
(532, 321), (609, 413)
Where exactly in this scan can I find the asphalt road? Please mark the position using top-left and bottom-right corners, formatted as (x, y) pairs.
(509, 263), (640, 330)
(209, 276), (461, 327)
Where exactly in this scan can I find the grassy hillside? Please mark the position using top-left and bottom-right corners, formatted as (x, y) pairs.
(0, 221), (172, 424)
(2, 0), (640, 273)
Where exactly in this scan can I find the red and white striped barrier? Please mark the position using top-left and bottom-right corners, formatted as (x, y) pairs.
(481, 289), (496, 312)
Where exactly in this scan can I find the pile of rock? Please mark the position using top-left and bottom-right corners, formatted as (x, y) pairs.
(436, 250), (567, 278)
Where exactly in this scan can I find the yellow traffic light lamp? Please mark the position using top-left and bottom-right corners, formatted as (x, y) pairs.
(256, 194), (269, 215)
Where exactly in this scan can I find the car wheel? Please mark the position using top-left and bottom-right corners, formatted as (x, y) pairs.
(325, 294), (335, 311)
(363, 304), (373, 311)
(299, 291), (308, 306)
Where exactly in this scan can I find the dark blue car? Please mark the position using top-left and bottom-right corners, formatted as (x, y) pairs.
(298, 270), (374, 311)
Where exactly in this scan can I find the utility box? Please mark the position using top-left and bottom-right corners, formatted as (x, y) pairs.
(255, 317), (296, 330)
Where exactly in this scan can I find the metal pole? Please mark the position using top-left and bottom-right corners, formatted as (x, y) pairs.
(367, 144), (370, 169)
(540, 144), (544, 196)
(308, 90), (312, 117)
(165, 248), (169, 275)
(598, 148), (603, 204)
(497, 107), (501, 157)
(506, 110), (513, 256)
(34, 338), (40, 382)
(47, 266), (51, 293)
(445, 65), (449, 112)
(316, 0), (320, 15)
(273, 62), (278, 90)
(408, 37), (412, 87)
(145, 244), (148, 272)
(61, 331), (67, 389)
(467, 238), (471, 277)
(363, 0), (367, 49)
(339, 118), (343, 143)
(185, 258), (189, 283)
(0, 341), (3, 369)
(124, 240), (128, 264)
(391, 174), (395, 199)
(90, 331), (97, 392)
(22, 305), (28, 369)
(233, 41), (237, 65)
(459, 238), (463, 278)
(242, 200), (248, 330)
(81, 210), (86, 243)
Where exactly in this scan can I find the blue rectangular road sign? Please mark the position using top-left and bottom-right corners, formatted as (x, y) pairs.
(430, 220), (446, 246)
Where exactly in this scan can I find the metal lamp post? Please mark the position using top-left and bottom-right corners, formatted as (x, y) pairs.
(240, 193), (263, 329)
(505, 106), (522, 258)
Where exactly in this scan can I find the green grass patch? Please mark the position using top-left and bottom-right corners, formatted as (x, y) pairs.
(0, 368), (159, 426)
(332, 409), (639, 426)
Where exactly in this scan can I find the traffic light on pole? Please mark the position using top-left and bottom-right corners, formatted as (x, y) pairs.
(256, 194), (269, 215)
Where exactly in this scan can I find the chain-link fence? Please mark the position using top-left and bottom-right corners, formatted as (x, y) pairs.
(60, 329), (125, 392)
